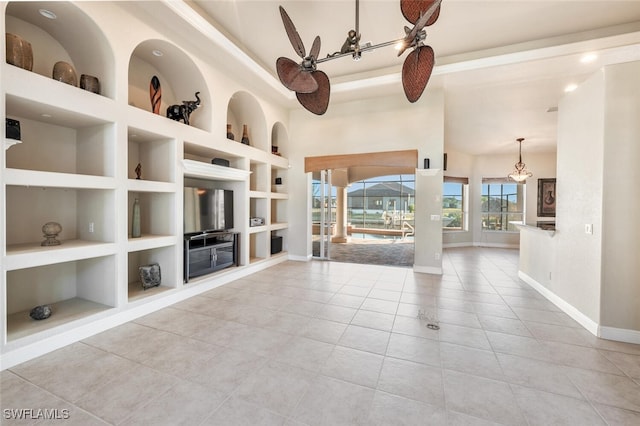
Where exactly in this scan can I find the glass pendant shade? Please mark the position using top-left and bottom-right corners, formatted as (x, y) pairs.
(508, 138), (533, 182)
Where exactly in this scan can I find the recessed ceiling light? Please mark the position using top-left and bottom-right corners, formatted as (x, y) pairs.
(564, 83), (578, 93)
(38, 9), (57, 20)
(580, 53), (598, 64)
(152, 49), (163, 57)
(41, 113), (52, 118)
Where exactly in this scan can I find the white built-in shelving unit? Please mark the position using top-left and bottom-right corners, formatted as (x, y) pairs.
(1, 1), (289, 369)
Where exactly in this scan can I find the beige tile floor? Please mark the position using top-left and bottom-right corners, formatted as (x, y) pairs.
(3, 247), (640, 425)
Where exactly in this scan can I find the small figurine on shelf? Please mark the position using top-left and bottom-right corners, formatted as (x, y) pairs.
(226, 124), (235, 140)
(166, 92), (200, 125)
(241, 124), (250, 145)
(41, 222), (62, 246)
(135, 163), (142, 179)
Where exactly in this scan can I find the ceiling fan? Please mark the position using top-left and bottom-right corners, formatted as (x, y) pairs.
(276, 0), (443, 115)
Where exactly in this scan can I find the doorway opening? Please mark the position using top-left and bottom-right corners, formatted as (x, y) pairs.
(307, 150), (418, 266)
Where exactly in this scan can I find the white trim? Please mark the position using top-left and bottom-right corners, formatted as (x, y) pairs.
(413, 265), (443, 275)
(473, 242), (519, 249)
(443, 242), (474, 248)
(518, 271), (599, 336)
(599, 326), (640, 345)
(289, 254), (313, 262)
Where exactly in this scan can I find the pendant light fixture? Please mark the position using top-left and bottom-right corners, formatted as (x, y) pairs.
(508, 138), (533, 182)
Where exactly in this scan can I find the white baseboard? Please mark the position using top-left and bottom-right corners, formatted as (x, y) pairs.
(518, 271), (600, 336)
(443, 242), (473, 248)
(413, 265), (443, 275)
(474, 242), (519, 249)
(599, 326), (640, 345)
(288, 254), (313, 262)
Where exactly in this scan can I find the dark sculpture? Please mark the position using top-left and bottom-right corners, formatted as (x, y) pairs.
(166, 92), (200, 125)
(30, 305), (52, 320)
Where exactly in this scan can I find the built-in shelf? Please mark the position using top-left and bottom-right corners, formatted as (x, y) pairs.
(127, 246), (178, 302)
(5, 240), (117, 271)
(183, 159), (251, 181)
(0, 4), (290, 370)
(7, 298), (113, 342)
(4, 138), (21, 150)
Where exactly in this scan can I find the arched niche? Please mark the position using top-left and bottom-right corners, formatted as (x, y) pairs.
(5, 1), (115, 98)
(227, 92), (268, 152)
(128, 39), (211, 132)
(271, 122), (289, 157)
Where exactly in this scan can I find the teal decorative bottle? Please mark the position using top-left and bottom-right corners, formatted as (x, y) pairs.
(132, 198), (141, 238)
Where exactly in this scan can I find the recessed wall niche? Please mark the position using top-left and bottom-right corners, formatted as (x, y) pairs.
(5, 1), (116, 98)
(227, 91), (268, 152)
(128, 39), (211, 132)
(271, 121), (289, 157)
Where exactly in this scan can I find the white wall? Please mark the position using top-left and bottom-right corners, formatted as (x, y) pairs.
(554, 70), (605, 325)
(600, 62), (640, 332)
(287, 89), (445, 259)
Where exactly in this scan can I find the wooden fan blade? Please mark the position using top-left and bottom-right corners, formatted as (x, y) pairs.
(310, 36), (321, 61)
(276, 57), (319, 93)
(401, 0), (441, 27)
(402, 45), (434, 103)
(296, 70), (330, 115)
(279, 6), (306, 58)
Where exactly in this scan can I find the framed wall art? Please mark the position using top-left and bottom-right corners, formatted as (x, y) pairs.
(537, 178), (556, 217)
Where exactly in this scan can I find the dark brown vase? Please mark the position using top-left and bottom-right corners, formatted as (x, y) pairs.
(52, 61), (78, 86)
(6, 33), (33, 71)
(226, 124), (235, 140)
(80, 74), (100, 94)
(241, 124), (250, 145)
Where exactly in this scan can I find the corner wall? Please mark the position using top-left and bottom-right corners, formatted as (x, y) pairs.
(555, 69), (605, 325)
(600, 62), (640, 334)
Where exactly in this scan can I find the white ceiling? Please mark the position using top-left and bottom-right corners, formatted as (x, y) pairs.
(184, 1), (640, 155)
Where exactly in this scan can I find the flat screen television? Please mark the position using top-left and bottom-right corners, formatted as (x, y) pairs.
(184, 187), (234, 234)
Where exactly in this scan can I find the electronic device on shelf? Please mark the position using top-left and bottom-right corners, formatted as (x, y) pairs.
(250, 217), (265, 227)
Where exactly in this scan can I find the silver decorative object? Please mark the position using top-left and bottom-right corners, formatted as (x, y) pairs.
(30, 305), (52, 320)
(41, 222), (62, 246)
(139, 263), (161, 290)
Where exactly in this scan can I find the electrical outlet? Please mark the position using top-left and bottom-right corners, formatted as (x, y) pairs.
(430, 214), (441, 221)
(89, 222), (94, 233)
(434, 252), (440, 260)
(585, 224), (593, 234)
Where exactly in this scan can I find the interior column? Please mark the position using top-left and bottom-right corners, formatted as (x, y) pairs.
(332, 186), (349, 243)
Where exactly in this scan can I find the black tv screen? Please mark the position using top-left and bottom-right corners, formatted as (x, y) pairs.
(184, 187), (234, 234)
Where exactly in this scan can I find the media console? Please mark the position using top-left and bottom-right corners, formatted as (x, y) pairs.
(184, 231), (239, 282)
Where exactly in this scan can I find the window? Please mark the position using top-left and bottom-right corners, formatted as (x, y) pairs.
(481, 179), (525, 231)
(347, 174), (415, 231)
(443, 177), (468, 231)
